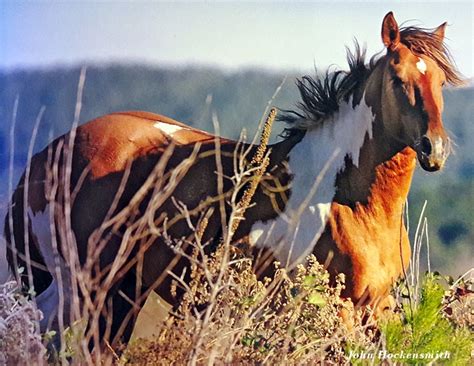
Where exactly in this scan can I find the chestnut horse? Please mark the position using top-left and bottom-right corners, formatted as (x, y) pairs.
(4, 12), (462, 349)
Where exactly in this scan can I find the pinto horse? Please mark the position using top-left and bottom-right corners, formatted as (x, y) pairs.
(4, 12), (462, 349)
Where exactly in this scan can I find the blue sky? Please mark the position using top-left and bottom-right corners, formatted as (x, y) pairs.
(0, 1), (472, 77)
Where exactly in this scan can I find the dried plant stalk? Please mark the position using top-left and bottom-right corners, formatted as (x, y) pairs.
(230, 108), (276, 236)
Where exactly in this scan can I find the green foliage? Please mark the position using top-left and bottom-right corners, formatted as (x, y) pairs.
(381, 273), (472, 365)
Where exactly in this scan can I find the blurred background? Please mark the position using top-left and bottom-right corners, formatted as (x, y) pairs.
(0, 1), (472, 282)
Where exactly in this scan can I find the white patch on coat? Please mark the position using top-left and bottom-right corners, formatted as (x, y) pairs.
(153, 122), (184, 135)
(249, 95), (374, 267)
(28, 205), (72, 333)
(249, 228), (264, 245)
(28, 206), (55, 273)
(416, 58), (427, 75)
(35, 279), (59, 331)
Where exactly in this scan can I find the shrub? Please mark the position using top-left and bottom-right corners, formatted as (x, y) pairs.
(122, 251), (473, 365)
(0, 280), (46, 365)
(358, 273), (473, 365)
(121, 250), (374, 365)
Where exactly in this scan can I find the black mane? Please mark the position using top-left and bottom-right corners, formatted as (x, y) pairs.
(280, 42), (376, 134)
(281, 26), (463, 135)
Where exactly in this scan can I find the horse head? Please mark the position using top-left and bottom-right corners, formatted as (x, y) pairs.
(377, 12), (462, 171)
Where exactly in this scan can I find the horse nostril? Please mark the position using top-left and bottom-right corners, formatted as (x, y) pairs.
(421, 136), (432, 155)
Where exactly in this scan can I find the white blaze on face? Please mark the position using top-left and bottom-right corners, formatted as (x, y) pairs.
(153, 122), (183, 135)
(416, 58), (427, 75)
(248, 95), (375, 267)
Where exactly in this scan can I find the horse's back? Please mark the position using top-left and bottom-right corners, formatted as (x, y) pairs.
(76, 111), (217, 179)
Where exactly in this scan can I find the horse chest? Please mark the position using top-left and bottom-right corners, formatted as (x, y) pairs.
(322, 149), (416, 303)
(325, 201), (411, 303)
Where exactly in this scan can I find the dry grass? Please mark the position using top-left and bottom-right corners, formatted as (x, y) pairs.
(2, 73), (472, 365)
(2, 75), (294, 364)
(120, 251), (376, 365)
(0, 281), (46, 365)
(120, 248), (473, 365)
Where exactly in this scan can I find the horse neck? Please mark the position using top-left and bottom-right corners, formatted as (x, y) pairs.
(334, 64), (417, 218)
(269, 95), (377, 213)
(335, 141), (416, 218)
(269, 72), (417, 221)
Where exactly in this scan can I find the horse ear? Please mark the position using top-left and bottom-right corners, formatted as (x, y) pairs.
(433, 22), (447, 42)
(381, 12), (400, 50)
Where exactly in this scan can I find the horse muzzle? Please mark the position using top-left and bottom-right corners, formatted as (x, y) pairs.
(415, 135), (449, 172)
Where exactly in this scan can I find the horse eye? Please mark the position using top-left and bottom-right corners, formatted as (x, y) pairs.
(441, 81), (446, 87)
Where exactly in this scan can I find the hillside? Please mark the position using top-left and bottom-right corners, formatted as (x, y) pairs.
(0, 64), (472, 275)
